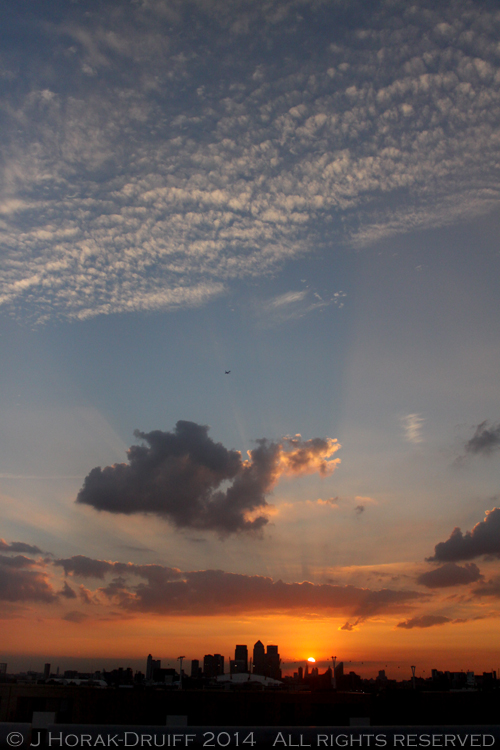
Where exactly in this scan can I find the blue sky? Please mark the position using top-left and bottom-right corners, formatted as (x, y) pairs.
(2, 0), (500, 675)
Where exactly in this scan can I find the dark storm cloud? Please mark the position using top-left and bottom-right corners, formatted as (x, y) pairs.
(0, 554), (56, 602)
(397, 615), (452, 629)
(416, 562), (483, 589)
(76, 421), (340, 535)
(427, 508), (500, 562)
(54, 554), (422, 617)
(0, 539), (42, 554)
(464, 421), (500, 456)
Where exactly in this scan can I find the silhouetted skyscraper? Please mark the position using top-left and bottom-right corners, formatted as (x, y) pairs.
(253, 641), (265, 675)
(44, 663), (51, 680)
(265, 645), (281, 680)
(203, 655), (215, 679)
(146, 654), (161, 681)
(191, 659), (200, 678)
(232, 646), (248, 672)
(214, 654), (224, 675)
(203, 654), (224, 679)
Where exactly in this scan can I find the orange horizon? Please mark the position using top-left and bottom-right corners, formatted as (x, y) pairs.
(2, 610), (499, 679)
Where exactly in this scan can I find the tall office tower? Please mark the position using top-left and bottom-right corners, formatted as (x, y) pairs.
(44, 663), (51, 680)
(214, 654), (225, 676)
(265, 645), (281, 680)
(191, 659), (200, 678)
(203, 654), (216, 679)
(234, 645), (248, 672)
(0, 663), (7, 675)
(252, 641), (265, 675)
(146, 655), (160, 681)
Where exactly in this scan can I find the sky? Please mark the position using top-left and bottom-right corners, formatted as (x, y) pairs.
(2, 0), (500, 679)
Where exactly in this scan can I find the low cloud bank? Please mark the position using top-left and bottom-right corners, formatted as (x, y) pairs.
(0, 554), (56, 603)
(397, 615), (452, 629)
(54, 555), (423, 618)
(417, 562), (483, 588)
(0, 539), (42, 554)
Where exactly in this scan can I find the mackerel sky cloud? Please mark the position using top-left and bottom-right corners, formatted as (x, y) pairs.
(2, 0), (500, 322)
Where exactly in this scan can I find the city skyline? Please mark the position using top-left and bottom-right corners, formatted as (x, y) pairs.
(2, 649), (497, 685)
(2, 0), (500, 678)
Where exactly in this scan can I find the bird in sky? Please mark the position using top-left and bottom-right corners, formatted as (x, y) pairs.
(225, 370), (231, 374)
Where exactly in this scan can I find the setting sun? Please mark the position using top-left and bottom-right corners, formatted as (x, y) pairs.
(307, 657), (316, 663)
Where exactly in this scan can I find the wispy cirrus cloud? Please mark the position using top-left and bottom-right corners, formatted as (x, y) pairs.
(255, 287), (345, 325)
(1, 1), (500, 322)
(401, 414), (425, 444)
